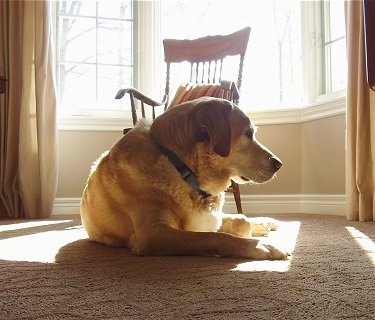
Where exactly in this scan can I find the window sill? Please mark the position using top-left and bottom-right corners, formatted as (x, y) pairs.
(248, 95), (346, 125)
(57, 116), (134, 132)
(57, 96), (346, 131)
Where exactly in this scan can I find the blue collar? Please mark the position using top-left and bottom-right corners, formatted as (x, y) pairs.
(154, 142), (212, 199)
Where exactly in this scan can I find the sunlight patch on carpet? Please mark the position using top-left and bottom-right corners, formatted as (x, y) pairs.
(231, 220), (300, 272)
(0, 227), (88, 263)
(0, 220), (74, 232)
(346, 226), (375, 265)
(231, 259), (291, 272)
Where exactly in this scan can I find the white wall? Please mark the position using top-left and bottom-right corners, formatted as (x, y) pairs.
(54, 113), (346, 216)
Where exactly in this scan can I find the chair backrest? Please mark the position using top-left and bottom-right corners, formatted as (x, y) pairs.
(116, 27), (251, 126)
(162, 27), (251, 108)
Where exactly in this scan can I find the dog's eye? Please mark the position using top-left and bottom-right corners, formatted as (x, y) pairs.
(245, 130), (254, 140)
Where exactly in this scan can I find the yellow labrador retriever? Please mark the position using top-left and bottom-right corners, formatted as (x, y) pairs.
(80, 97), (288, 260)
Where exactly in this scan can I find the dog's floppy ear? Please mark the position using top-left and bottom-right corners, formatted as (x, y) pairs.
(196, 98), (233, 157)
(150, 97), (233, 157)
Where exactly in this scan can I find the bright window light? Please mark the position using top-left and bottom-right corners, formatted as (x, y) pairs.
(161, 1), (303, 110)
(54, 1), (346, 118)
(55, 0), (133, 116)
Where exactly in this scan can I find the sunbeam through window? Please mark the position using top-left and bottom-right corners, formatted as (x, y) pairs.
(232, 220), (300, 272)
(346, 226), (375, 265)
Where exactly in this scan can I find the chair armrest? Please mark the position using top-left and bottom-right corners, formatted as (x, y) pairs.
(115, 87), (168, 107)
(115, 87), (169, 128)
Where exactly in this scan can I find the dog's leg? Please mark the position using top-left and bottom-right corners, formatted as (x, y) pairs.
(131, 224), (288, 260)
(219, 213), (252, 238)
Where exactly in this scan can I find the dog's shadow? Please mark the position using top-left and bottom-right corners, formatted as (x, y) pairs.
(54, 238), (250, 282)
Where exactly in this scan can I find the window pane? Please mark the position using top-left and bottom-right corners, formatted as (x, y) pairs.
(329, 40), (347, 92)
(97, 20), (132, 65)
(329, 0), (345, 41)
(58, 63), (132, 113)
(56, 0), (134, 114)
(330, 0), (346, 93)
(58, 1), (96, 17)
(97, 65), (132, 107)
(98, 0), (132, 19)
(58, 63), (97, 110)
(59, 17), (96, 63)
(322, 0), (346, 95)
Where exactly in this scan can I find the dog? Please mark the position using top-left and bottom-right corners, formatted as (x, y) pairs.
(80, 97), (288, 260)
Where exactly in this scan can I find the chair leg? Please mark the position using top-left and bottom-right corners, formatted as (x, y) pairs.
(231, 181), (243, 214)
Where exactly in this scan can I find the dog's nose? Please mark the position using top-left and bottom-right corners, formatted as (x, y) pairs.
(271, 157), (282, 171)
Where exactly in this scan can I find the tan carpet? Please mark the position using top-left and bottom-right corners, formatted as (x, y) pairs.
(1, 213), (375, 320)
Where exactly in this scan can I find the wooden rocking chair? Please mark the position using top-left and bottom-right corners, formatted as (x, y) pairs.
(115, 27), (251, 213)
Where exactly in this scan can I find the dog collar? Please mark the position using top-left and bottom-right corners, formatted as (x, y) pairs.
(154, 142), (212, 199)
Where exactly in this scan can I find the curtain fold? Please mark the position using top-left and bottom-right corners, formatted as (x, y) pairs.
(0, 0), (58, 218)
(345, 0), (375, 221)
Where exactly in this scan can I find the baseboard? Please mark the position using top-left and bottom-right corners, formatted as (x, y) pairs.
(53, 198), (81, 215)
(53, 194), (346, 216)
(224, 194), (346, 216)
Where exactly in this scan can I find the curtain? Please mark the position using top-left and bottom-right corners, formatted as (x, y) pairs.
(0, 0), (58, 218)
(345, 0), (375, 221)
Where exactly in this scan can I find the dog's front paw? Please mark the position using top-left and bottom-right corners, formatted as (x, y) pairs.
(260, 242), (289, 260)
(235, 239), (289, 260)
(249, 217), (280, 236)
(250, 222), (271, 237)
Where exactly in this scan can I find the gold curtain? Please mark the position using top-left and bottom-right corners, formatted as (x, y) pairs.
(345, 0), (375, 221)
(0, 0), (58, 218)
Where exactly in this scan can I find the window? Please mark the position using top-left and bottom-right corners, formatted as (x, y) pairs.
(160, 1), (303, 110)
(160, 0), (346, 111)
(54, 0), (346, 120)
(321, 0), (346, 95)
(301, 0), (347, 104)
(55, 1), (134, 117)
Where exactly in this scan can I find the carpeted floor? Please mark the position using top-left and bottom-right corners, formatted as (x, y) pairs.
(1, 213), (375, 320)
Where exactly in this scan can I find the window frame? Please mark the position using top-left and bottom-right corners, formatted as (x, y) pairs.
(56, 1), (161, 131)
(301, 1), (346, 105)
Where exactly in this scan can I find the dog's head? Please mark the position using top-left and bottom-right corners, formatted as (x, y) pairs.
(150, 97), (282, 188)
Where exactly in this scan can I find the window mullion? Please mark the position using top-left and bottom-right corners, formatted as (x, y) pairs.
(134, 1), (161, 99)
